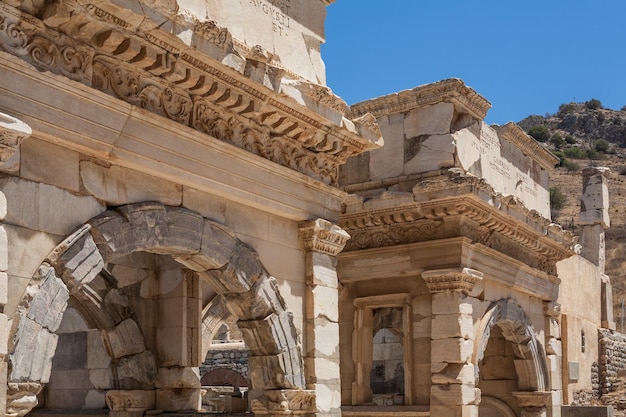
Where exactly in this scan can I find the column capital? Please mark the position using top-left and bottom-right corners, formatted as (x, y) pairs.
(0, 112), (31, 162)
(422, 268), (483, 295)
(543, 301), (561, 318)
(299, 219), (350, 256)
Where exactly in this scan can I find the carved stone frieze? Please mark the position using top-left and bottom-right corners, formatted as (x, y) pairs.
(299, 218), (350, 256)
(0, 112), (31, 162)
(494, 122), (559, 171)
(422, 267), (483, 295)
(0, 2), (380, 184)
(251, 389), (316, 416)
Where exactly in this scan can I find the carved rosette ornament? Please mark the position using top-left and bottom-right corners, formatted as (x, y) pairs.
(299, 219), (350, 256)
(422, 268), (484, 295)
(0, 112), (31, 162)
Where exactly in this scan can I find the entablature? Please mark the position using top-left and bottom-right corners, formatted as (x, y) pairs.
(339, 173), (575, 277)
(493, 122), (559, 171)
(0, 1), (381, 185)
(350, 78), (492, 121)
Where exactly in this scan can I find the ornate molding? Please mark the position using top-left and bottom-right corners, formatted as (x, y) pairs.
(340, 174), (574, 276)
(299, 218), (350, 256)
(422, 267), (483, 294)
(0, 2), (380, 184)
(0, 112), (31, 162)
(493, 122), (559, 171)
(350, 78), (492, 121)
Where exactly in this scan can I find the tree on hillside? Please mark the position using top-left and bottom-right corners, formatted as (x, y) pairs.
(527, 125), (550, 142)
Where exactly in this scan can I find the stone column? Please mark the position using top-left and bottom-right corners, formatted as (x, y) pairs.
(299, 219), (350, 417)
(0, 113), (31, 416)
(542, 302), (563, 417)
(579, 167), (610, 273)
(422, 268), (483, 417)
(155, 270), (202, 412)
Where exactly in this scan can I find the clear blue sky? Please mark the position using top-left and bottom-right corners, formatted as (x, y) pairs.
(322, 1), (626, 125)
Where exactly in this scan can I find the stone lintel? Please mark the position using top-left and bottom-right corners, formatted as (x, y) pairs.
(422, 268), (483, 295)
(299, 219), (350, 256)
(0, 111), (31, 162)
(350, 78), (491, 122)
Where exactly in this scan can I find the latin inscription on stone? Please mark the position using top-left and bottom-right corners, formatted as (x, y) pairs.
(249, 0), (292, 36)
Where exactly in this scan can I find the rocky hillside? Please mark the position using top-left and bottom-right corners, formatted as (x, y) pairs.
(519, 99), (626, 329)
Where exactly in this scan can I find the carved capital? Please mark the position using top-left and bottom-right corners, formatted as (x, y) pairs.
(422, 267), (483, 295)
(105, 390), (156, 411)
(299, 218), (350, 256)
(543, 301), (561, 318)
(0, 112), (32, 162)
(251, 389), (316, 415)
(6, 382), (42, 417)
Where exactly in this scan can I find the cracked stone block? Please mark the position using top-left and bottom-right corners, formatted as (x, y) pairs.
(155, 367), (201, 389)
(105, 390), (155, 411)
(238, 311), (299, 356)
(10, 316), (58, 383)
(26, 266), (69, 332)
(59, 233), (104, 291)
(176, 221), (237, 271)
(115, 351), (157, 389)
(404, 102), (454, 138)
(248, 348), (305, 389)
(431, 313), (474, 340)
(222, 273), (285, 320)
(156, 388), (201, 412)
(106, 319), (145, 359)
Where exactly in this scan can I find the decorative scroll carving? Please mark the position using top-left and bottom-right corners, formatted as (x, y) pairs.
(350, 78), (492, 121)
(251, 389), (316, 416)
(422, 268), (483, 294)
(0, 2), (380, 184)
(0, 112), (32, 162)
(6, 383), (42, 417)
(299, 218), (350, 256)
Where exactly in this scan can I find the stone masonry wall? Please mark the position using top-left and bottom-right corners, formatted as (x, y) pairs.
(200, 344), (249, 382)
(598, 329), (626, 396)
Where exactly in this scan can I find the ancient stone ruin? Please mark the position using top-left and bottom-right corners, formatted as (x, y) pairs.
(0, 0), (622, 416)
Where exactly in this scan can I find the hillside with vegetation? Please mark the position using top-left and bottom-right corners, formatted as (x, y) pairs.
(518, 99), (626, 329)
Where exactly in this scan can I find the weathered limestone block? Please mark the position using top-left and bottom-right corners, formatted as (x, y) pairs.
(80, 161), (182, 206)
(6, 383), (42, 417)
(305, 318), (339, 359)
(89, 368), (114, 390)
(248, 348), (305, 389)
(238, 311), (299, 356)
(546, 355), (562, 390)
(521, 407), (547, 417)
(546, 338), (561, 356)
(404, 102), (454, 138)
(304, 356), (340, 383)
(0, 225), (7, 272)
(0, 361), (6, 414)
(308, 382), (340, 414)
(431, 363), (475, 385)
(83, 389), (106, 409)
(108, 264), (153, 288)
(404, 134), (456, 174)
(579, 223), (606, 271)
(306, 284), (339, 323)
(105, 389), (155, 411)
(175, 220), (237, 271)
(369, 113), (404, 180)
(580, 167), (610, 227)
(250, 389), (316, 415)
(57, 232), (104, 291)
(115, 351), (157, 389)
(155, 367), (201, 389)
(0, 271), (8, 307)
(202, 241), (263, 293)
(21, 138), (80, 192)
(431, 337), (474, 364)
(0, 178), (104, 235)
(430, 404), (478, 417)
(431, 383), (480, 406)
(156, 388), (201, 411)
(9, 316), (58, 383)
(308, 252), (339, 288)
(106, 319), (145, 359)
(431, 313), (474, 340)
(222, 274), (285, 320)
(25, 266), (69, 332)
(0, 313), (7, 357)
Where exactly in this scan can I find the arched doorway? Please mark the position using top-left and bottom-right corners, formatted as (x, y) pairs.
(7, 202), (308, 416)
(474, 299), (550, 417)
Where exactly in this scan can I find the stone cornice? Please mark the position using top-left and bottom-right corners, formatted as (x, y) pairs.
(0, 112), (31, 162)
(0, 1), (381, 184)
(340, 175), (575, 276)
(421, 267), (483, 295)
(493, 122), (559, 171)
(350, 78), (492, 121)
(299, 218), (350, 256)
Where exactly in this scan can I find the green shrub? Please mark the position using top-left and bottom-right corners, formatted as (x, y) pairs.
(585, 98), (603, 110)
(563, 147), (588, 159)
(564, 134), (576, 144)
(550, 187), (565, 211)
(563, 159), (579, 172)
(558, 103), (578, 115)
(552, 150), (565, 166)
(594, 139), (610, 152)
(527, 125), (550, 142)
(550, 134), (564, 147)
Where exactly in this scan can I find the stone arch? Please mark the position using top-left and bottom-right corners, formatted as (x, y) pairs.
(7, 202), (305, 415)
(479, 396), (517, 417)
(201, 368), (248, 388)
(473, 298), (549, 392)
